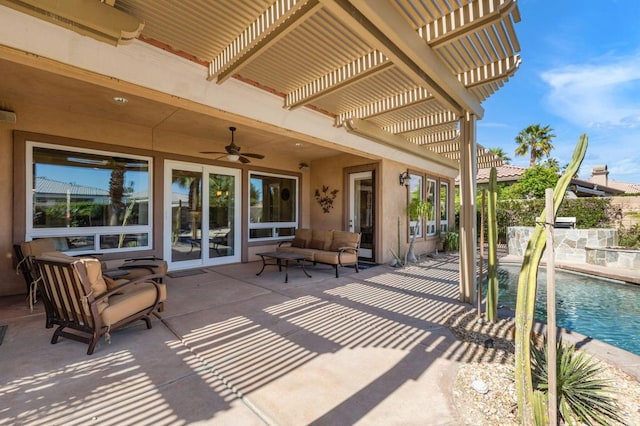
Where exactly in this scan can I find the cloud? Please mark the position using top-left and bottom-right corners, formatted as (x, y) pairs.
(540, 52), (640, 129)
(578, 130), (640, 182)
(477, 121), (511, 129)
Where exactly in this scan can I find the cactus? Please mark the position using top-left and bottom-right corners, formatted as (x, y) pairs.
(514, 134), (588, 424)
(486, 167), (499, 322)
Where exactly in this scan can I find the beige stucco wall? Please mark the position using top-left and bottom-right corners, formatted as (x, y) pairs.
(380, 159), (455, 264)
(305, 153), (455, 264)
(610, 196), (640, 228)
(1, 103), (314, 296)
(1, 99), (458, 295)
(0, 125), (19, 295)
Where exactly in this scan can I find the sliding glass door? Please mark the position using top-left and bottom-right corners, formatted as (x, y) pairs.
(164, 161), (240, 270)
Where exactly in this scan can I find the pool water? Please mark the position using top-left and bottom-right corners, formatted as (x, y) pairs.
(484, 264), (640, 356)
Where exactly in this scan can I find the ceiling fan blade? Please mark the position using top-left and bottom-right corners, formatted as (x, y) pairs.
(239, 156), (251, 164)
(241, 152), (265, 159)
(200, 151), (227, 155)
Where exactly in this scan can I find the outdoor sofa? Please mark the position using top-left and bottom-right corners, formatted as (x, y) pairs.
(276, 228), (361, 277)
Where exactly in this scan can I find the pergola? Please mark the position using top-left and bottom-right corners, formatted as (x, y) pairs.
(0, 0), (521, 302)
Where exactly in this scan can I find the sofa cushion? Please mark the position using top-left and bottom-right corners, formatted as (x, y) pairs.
(314, 250), (358, 266)
(276, 246), (317, 260)
(312, 230), (334, 250)
(308, 239), (324, 250)
(291, 237), (306, 248)
(329, 231), (361, 252)
(294, 228), (313, 244)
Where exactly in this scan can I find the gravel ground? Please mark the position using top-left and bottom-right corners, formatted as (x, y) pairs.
(446, 310), (640, 425)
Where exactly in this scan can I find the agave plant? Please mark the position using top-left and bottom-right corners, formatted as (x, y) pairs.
(531, 338), (623, 425)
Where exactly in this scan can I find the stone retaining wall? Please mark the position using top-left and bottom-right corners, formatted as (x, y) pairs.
(586, 246), (640, 270)
(507, 227), (617, 263)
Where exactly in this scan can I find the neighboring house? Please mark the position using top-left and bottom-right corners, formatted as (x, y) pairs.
(469, 164), (624, 197)
(34, 177), (110, 207)
(587, 165), (640, 194)
(0, 1), (523, 303)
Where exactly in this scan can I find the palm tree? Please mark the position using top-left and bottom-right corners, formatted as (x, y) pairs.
(514, 124), (556, 166)
(489, 147), (511, 164)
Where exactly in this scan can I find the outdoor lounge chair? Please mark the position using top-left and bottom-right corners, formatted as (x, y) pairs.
(32, 256), (163, 355)
(15, 238), (167, 328)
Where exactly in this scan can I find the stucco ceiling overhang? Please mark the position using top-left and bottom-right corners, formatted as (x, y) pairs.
(2, 0), (522, 169)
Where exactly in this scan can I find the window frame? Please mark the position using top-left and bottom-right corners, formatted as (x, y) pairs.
(26, 141), (153, 254)
(248, 170), (299, 242)
(440, 181), (449, 233)
(407, 173), (424, 239)
(425, 178), (437, 236)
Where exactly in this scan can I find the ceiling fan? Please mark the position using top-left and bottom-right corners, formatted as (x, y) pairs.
(200, 126), (265, 163)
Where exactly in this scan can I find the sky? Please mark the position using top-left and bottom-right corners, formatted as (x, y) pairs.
(476, 0), (640, 183)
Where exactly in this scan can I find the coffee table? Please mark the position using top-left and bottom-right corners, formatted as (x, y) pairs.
(256, 251), (312, 283)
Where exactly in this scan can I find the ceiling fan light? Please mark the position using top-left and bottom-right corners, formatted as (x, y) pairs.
(226, 154), (240, 162)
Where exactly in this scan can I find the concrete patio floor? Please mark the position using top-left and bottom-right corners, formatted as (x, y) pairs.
(0, 254), (484, 425)
(2, 253), (638, 425)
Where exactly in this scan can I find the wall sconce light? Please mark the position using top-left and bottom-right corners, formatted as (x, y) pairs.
(399, 171), (411, 186)
(299, 162), (309, 170)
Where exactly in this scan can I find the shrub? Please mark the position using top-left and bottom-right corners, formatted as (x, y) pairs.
(490, 198), (614, 243)
(530, 338), (623, 425)
(618, 224), (640, 248)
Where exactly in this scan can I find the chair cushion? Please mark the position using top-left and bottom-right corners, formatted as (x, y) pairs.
(78, 258), (108, 297)
(21, 239), (57, 257)
(109, 279), (167, 302)
(100, 281), (158, 327)
(40, 251), (75, 260)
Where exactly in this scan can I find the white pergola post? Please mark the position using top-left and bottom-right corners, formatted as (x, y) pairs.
(459, 113), (477, 304)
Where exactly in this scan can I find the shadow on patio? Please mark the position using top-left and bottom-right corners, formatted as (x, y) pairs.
(0, 254), (507, 425)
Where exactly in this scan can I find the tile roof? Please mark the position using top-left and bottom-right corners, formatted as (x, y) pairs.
(35, 177), (109, 196)
(475, 165), (527, 183)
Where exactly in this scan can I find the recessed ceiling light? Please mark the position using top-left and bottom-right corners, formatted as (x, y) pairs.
(295, 142), (303, 147)
(113, 96), (129, 104)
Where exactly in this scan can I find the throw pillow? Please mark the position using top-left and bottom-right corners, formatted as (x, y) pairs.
(291, 238), (306, 248)
(308, 239), (324, 250)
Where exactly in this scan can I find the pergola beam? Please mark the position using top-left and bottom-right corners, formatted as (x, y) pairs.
(320, 0), (483, 117)
(285, 51), (392, 110)
(412, 130), (459, 145)
(383, 110), (458, 134)
(208, 0), (321, 83)
(421, 0), (520, 49)
(336, 87), (434, 125)
(460, 56), (521, 88)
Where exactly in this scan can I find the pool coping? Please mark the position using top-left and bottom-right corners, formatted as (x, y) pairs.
(501, 255), (640, 285)
(498, 256), (640, 381)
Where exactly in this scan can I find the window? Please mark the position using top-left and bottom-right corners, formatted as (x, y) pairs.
(408, 174), (423, 238)
(27, 142), (152, 253)
(440, 182), (449, 233)
(248, 172), (298, 240)
(425, 178), (437, 236)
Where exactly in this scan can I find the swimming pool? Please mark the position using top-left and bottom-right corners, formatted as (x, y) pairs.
(486, 264), (640, 356)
